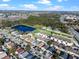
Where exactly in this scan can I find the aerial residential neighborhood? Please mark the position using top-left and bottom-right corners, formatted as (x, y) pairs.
(0, 15), (79, 59)
(0, 0), (79, 59)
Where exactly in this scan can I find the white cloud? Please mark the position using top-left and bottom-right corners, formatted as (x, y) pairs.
(57, 0), (62, 2)
(38, 0), (51, 5)
(2, 0), (11, 2)
(0, 4), (10, 7)
(21, 4), (37, 10)
(0, 4), (15, 10)
(45, 5), (62, 11)
(57, 0), (68, 2)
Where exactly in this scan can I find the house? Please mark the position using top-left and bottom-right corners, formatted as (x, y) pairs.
(20, 33), (35, 43)
(67, 54), (73, 59)
(15, 47), (25, 54)
(43, 44), (49, 49)
(25, 54), (34, 59)
(38, 42), (45, 48)
(4, 41), (15, 49)
(32, 39), (45, 48)
(0, 46), (3, 51)
(31, 40), (38, 46)
(2, 56), (10, 59)
(47, 46), (56, 54)
(18, 51), (39, 59)
(35, 33), (48, 40)
(0, 51), (7, 59)
(60, 51), (68, 59)
(18, 51), (29, 59)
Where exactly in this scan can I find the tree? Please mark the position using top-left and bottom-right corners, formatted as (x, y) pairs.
(25, 45), (31, 51)
(47, 40), (53, 46)
(0, 38), (4, 45)
(51, 52), (59, 59)
(8, 48), (16, 55)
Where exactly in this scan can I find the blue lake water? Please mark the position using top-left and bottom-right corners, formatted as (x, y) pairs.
(12, 25), (36, 32)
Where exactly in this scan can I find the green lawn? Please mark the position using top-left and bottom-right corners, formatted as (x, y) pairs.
(33, 29), (51, 35)
(33, 28), (72, 39)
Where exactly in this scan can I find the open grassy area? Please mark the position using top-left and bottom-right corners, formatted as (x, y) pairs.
(33, 28), (73, 39)
(33, 29), (51, 35)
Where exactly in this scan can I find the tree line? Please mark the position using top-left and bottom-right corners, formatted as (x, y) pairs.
(0, 14), (68, 33)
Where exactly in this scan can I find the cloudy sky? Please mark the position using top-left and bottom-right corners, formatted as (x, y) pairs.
(0, 0), (79, 11)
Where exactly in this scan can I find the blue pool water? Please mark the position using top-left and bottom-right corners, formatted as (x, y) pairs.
(12, 25), (35, 32)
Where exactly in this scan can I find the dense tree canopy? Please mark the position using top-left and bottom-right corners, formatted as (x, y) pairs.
(0, 14), (68, 33)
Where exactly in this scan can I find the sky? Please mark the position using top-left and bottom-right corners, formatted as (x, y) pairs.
(0, 0), (79, 11)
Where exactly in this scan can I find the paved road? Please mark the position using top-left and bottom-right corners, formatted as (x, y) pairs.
(69, 27), (79, 47)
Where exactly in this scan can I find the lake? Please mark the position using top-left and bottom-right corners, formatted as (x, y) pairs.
(12, 25), (36, 32)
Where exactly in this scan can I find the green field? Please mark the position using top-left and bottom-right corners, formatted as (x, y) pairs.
(33, 28), (73, 39)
